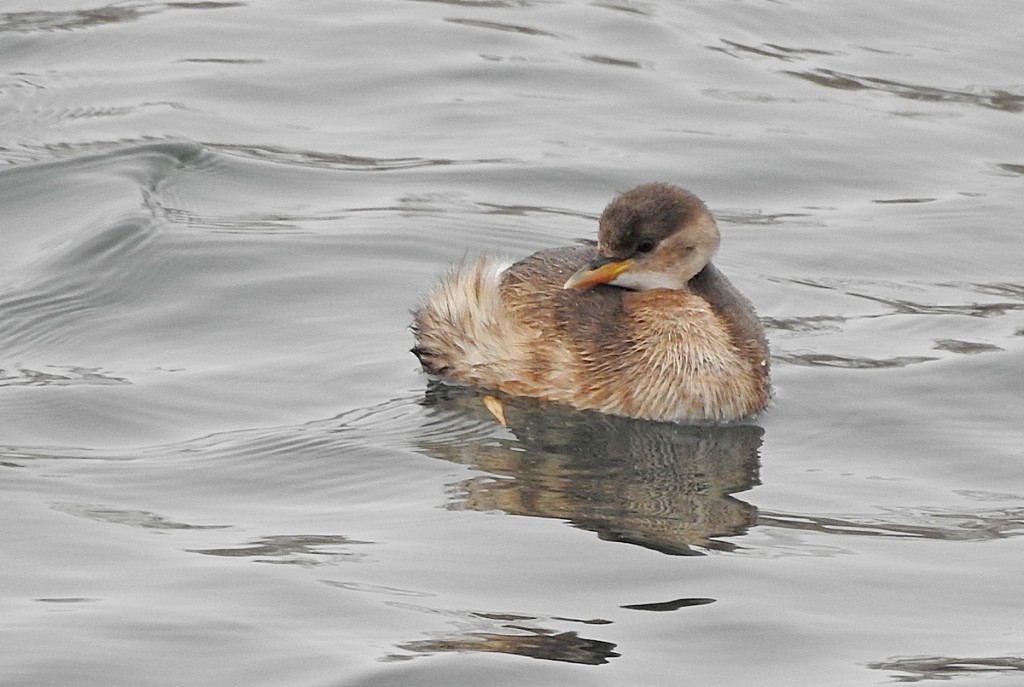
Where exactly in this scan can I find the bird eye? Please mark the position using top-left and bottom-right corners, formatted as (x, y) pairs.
(636, 239), (655, 254)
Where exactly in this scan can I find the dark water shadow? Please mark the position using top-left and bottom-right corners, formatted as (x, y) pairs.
(49, 503), (230, 530)
(414, 384), (764, 556)
(866, 655), (1024, 683)
(189, 534), (374, 566)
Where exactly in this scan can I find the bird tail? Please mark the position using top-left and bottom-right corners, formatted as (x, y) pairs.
(411, 256), (513, 379)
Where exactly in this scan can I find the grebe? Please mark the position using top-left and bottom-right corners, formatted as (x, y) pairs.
(412, 183), (770, 422)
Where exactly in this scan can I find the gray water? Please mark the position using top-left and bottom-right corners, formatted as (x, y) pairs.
(2, 1), (1022, 685)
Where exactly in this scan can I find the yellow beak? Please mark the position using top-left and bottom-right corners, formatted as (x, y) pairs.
(563, 257), (635, 290)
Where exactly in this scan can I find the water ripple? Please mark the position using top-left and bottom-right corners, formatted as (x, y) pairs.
(208, 142), (514, 171)
(445, 17), (562, 38)
(0, 214), (161, 355)
(0, 2), (244, 34)
(576, 53), (649, 69)
(710, 39), (839, 62)
(773, 353), (939, 369)
(759, 505), (1024, 543)
(780, 277), (1024, 318)
(784, 68), (1024, 113)
(0, 6), (150, 33)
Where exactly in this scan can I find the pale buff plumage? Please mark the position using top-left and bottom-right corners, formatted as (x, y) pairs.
(411, 183), (771, 422)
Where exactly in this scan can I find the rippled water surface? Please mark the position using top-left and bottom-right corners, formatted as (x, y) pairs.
(2, 1), (1023, 685)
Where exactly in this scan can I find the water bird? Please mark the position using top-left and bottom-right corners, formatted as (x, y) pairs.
(411, 183), (770, 422)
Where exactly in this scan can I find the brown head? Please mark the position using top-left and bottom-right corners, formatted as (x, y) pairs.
(564, 183), (720, 291)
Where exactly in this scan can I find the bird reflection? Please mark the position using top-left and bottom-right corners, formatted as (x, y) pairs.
(416, 383), (764, 555)
(399, 627), (620, 666)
